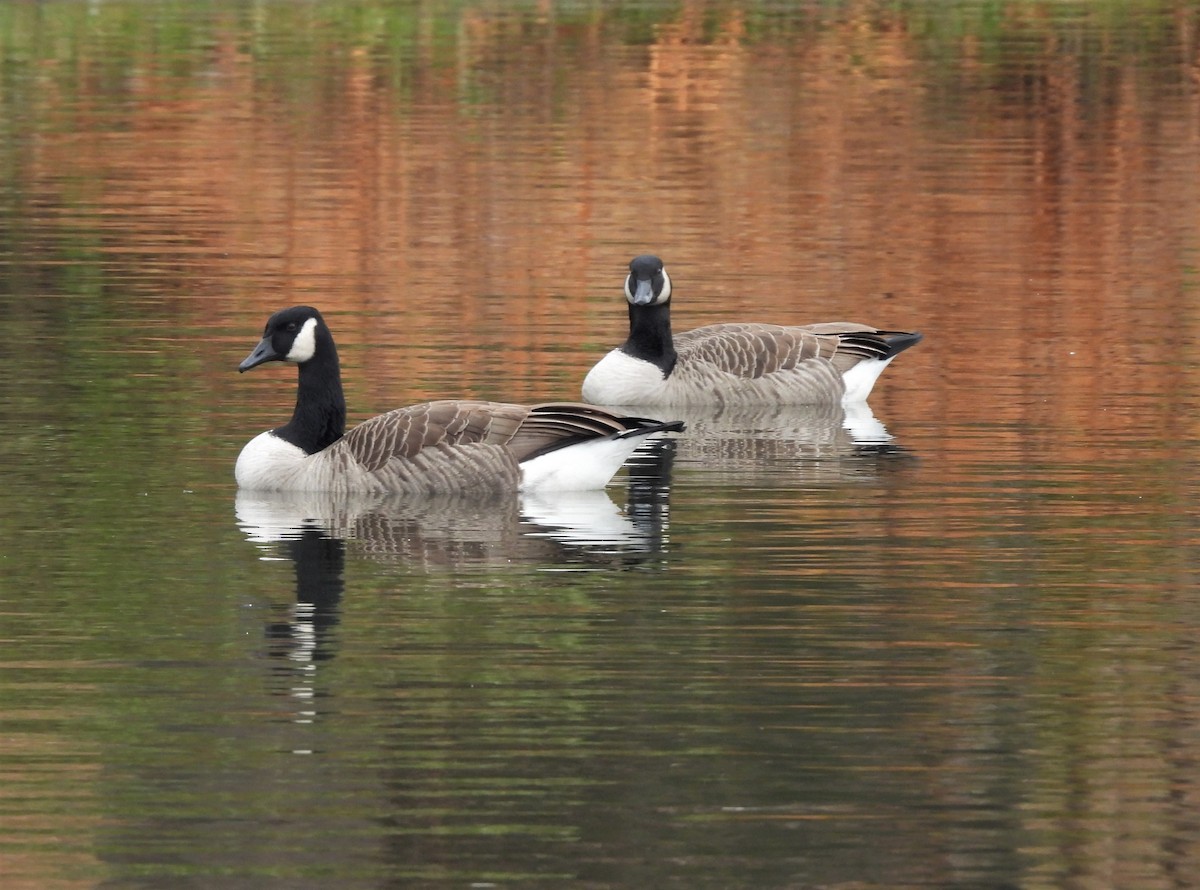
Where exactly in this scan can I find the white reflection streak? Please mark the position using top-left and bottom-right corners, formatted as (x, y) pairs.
(520, 488), (659, 549)
(290, 602), (318, 728)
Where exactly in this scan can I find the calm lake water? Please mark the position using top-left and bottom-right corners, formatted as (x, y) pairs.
(3, 2), (1200, 888)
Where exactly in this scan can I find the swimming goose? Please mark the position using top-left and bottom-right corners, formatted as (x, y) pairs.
(581, 255), (923, 407)
(236, 306), (683, 494)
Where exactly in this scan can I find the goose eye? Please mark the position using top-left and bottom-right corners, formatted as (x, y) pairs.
(286, 322), (298, 332)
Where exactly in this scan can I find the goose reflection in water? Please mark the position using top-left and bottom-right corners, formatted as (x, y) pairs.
(236, 443), (677, 713)
(610, 401), (915, 486)
(236, 439), (676, 572)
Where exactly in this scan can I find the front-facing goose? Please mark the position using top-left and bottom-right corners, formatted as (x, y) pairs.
(581, 255), (923, 407)
(236, 306), (683, 494)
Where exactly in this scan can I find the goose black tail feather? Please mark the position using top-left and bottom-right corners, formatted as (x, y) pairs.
(616, 419), (686, 439)
(881, 331), (923, 358)
(839, 330), (923, 361)
(521, 419), (685, 462)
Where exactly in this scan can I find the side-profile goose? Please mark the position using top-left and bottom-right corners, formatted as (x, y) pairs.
(236, 306), (683, 495)
(581, 254), (923, 407)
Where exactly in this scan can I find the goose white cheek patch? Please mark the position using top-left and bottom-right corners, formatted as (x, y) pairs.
(286, 317), (319, 363)
(624, 268), (672, 305)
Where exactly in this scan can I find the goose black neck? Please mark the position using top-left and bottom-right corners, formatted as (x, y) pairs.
(274, 339), (346, 455)
(621, 300), (677, 377)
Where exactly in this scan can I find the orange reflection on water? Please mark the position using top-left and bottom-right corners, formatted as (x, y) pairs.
(22, 5), (1199, 437)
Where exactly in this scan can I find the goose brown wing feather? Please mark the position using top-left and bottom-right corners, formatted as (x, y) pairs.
(341, 400), (531, 473)
(507, 402), (640, 460)
(675, 324), (841, 378)
(676, 323), (915, 378)
(810, 327), (924, 368)
(338, 400), (666, 473)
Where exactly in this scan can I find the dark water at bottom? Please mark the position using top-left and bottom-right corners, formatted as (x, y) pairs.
(4, 399), (1199, 889)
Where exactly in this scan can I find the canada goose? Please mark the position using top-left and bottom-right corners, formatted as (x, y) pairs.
(236, 306), (683, 494)
(581, 255), (922, 407)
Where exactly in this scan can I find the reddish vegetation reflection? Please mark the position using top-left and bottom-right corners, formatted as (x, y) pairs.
(25, 4), (1200, 437)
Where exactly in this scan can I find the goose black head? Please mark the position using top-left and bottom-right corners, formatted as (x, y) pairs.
(625, 255), (671, 307)
(239, 306), (329, 372)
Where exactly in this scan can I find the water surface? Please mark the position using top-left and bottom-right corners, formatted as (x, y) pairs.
(2, 2), (1199, 888)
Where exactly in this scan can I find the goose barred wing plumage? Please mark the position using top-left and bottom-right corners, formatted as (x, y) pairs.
(655, 323), (917, 405)
(673, 322), (906, 377)
(673, 323), (841, 378)
(341, 401), (657, 470)
(341, 400), (528, 472)
(309, 401), (680, 495)
(305, 402), (524, 495)
(331, 401), (655, 495)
